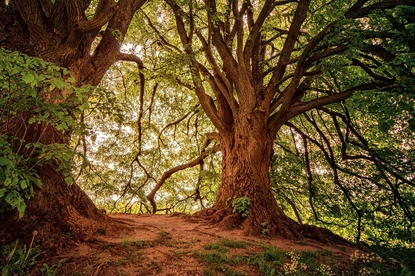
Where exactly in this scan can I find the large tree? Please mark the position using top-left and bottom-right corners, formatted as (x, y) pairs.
(1, 0), (414, 249)
(0, 0), (147, 249)
(142, 0), (415, 238)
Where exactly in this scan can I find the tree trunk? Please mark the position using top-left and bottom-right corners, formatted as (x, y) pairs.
(0, 116), (107, 253)
(202, 112), (345, 243)
(0, 0), (146, 252)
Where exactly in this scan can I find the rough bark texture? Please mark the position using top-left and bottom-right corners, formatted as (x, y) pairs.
(0, 0), (146, 252)
(197, 112), (346, 243)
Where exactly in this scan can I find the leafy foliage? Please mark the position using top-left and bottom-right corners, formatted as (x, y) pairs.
(232, 197), (251, 218)
(75, 46), (219, 213)
(0, 136), (41, 217)
(272, 96), (415, 242)
(0, 49), (91, 217)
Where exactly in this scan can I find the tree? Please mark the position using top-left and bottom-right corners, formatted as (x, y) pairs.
(143, 0), (415, 238)
(1, 0), (414, 249)
(0, 0), (147, 250)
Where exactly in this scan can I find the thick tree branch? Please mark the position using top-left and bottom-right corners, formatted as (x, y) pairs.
(14, 0), (48, 44)
(263, 0), (312, 111)
(204, 0), (238, 81)
(346, 0), (415, 19)
(287, 82), (390, 120)
(89, 0), (147, 85)
(74, 2), (118, 35)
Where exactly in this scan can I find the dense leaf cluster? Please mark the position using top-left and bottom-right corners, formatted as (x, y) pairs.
(0, 49), (90, 216)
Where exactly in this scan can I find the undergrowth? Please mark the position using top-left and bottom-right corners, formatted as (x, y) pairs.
(195, 238), (415, 276)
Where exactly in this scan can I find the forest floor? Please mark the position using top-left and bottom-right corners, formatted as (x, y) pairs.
(28, 212), (381, 276)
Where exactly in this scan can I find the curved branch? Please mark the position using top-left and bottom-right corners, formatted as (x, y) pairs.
(157, 106), (199, 147)
(74, 2), (118, 35)
(146, 145), (220, 213)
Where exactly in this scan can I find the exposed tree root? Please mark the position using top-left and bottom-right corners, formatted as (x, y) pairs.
(0, 173), (111, 255)
(195, 206), (349, 246)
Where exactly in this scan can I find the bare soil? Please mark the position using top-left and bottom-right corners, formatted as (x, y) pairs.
(32, 213), (357, 275)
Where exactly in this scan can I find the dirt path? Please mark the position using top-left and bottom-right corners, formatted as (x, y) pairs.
(42, 213), (356, 275)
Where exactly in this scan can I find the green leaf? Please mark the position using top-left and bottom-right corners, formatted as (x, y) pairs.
(20, 180), (27, 190)
(0, 156), (11, 166)
(53, 78), (67, 89)
(16, 198), (26, 218)
(4, 178), (11, 186)
(22, 73), (35, 84)
(0, 188), (6, 197)
(65, 177), (73, 185)
(29, 88), (37, 97)
(28, 117), (36, 124)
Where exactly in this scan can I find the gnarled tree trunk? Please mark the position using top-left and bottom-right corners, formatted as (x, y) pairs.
(200, 112), (344, 243)
(206, 113), (299, 236)
(0, 0), (146, 252)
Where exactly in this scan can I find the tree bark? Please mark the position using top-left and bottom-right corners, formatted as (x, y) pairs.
(206, 112), (295, 236)
(198, 111), (346, 243)
(0, 0), (146, 252)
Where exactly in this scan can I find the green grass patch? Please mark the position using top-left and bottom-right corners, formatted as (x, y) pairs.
(246, 246), (284, 276)
(220, 239), (247, 249)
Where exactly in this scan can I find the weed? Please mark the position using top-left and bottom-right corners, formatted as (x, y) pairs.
(262, 228), (270, 236)
(0, 231), (41, 276)
(41, 259), (66, 276)
(119, 238), (131, 248)
(297, 240), (307, 245)
(134, 240), (149, 248)
(232, 197), (251, 218)
(246, 254), (276, 276)
(126, 250), (144, 264)
(203, 268), (215, 276)
(299, 250), (319, 269)
(194, 251), (232, 272)
(159, 230), (170, 237)
(261, 222), (270, 236)
(245, 245), (284, 275)
(63, 231), (73, 239)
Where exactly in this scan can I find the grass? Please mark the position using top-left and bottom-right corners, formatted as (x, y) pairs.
(195, 238), (248, 275)
(204, 243), (229, 253)
(196, 238), (415, 276)
(220, 239), (247, 249)
(5, 230), (414, 275)
(159, 230), (170, 237)
(246, 246), (285, 276)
